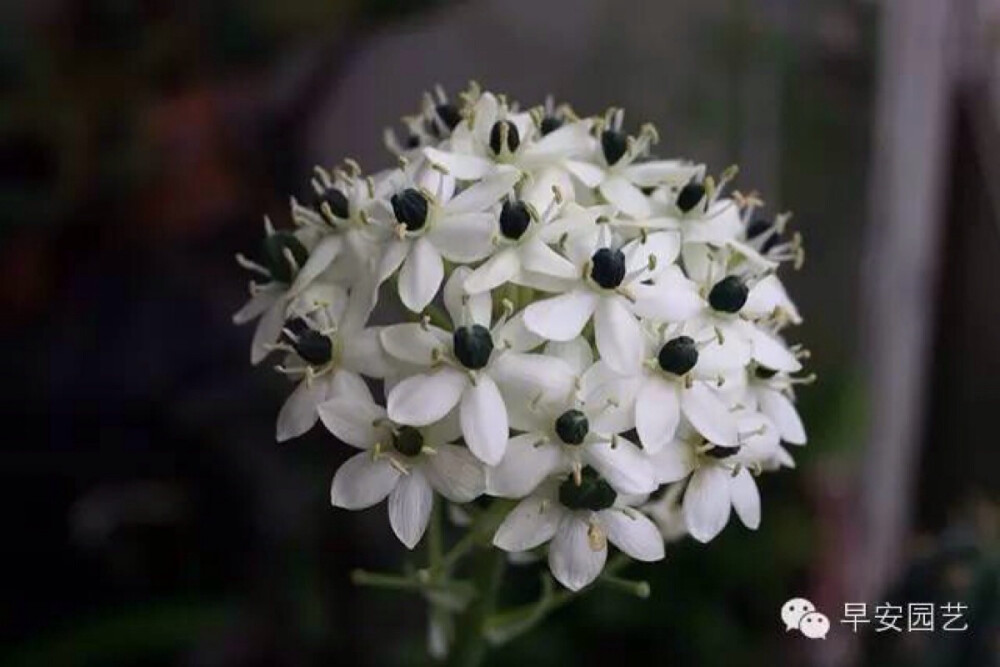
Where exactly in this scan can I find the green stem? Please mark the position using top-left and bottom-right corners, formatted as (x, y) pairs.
(429, 497), (444, 571)
(482, 553), (635, 646)
(446, 546), (505, 667)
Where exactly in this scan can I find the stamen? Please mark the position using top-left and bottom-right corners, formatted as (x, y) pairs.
(235, 253), (271, 277)
(587, 520), (607, 552)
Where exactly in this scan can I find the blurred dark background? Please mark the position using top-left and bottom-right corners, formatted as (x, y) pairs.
(1, 1), (997, 666)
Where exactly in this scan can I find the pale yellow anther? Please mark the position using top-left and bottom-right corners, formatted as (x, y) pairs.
(587, 521), (607, 552)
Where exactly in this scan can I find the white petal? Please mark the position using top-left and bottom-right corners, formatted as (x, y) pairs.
(520, 166), (576, 211)
(331, 452), (400, 509)
(649, 439), (694, 484)
(460, 375), (509, 465)
(594, 295), (642, 374)
(490, 352), (576, 406)
(622, 231), (680, 277)
(581, 364), (640, 435)
(544, 338), (594, 377)
(445, 266), (492, 326)
(398, 237), (443, 312)
(445, 170), (519, 214)
(730, 468), (761, 530)
(693, 322), (753, 375)
(286, 282), (348, 322)
(522, 122), (593, 162)
(548, 515), (607, 591)
(377, 238), (410, 284)
(463, 248), (520, 295)
(470, 93), (499, 144)
(233, 287), (279, 325)
(744, 274), (800, 322)
(491, 311), (545, 352)
(429, 213), (495, 262)
(329, 368), (370, 399)
(745, 324), (802, 373)
(623, 160), (704, 188)
(387, 368), (467, 426)
(599, 175), (650, 218)
(414, 164), (455, 203)
(519, 239), (579, 280)
(680, 243), (712, 283)
(584, 438), (657, 494)
(423, 146), (493, 180)
(564, 159), (606, 188)
(493, 496), (561, 552)
(632, 278), (704, 323)
(487, 435), (562, 498)
(317, 397), (386, 449)
(600, 509), (665, 561)
(423, 444), (486, 502)
(681, 382), (739, 447)
(289, 235), (342, 295)
(341, 326), (395, 378)
(276, 377), (327, 442)
(422, 409), (463, 445)
(380, 323), (449, 367)
(683, 466), (732, 543)
(388, 470), (434, 549)
(759, 389), (807, 444)
(524, 289), (599, 341)
(635, 378), (681, 453)
(251, 297), (287, 365)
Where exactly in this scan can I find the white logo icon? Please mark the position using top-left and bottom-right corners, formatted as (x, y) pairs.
(781, 597), (829, 639)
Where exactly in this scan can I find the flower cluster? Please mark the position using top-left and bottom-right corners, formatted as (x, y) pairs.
(234, 84), (810, 592)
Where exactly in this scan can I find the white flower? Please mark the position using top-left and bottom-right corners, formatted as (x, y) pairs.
(523, 223), (680, 373)
(322, 381), (485, 549)
(583, 322), (740, 453)
(487, 355), (656, 498)
(649, 414), (784, 543)
(746, 366), (808, 445)
(375, 167), (520, 312)
(678, 250), (803, 377)
(232, 218), (328, 365)
(287, 163), (397, 288)
(233, 85), (812, 602)
(380, 269), (547, 464)
(423, 91), (593, 187)
(493, 471), (664, 591)
(562, 109), (703, 219)
(462, 200), (593, 295)
(271, 283), (392, 442)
